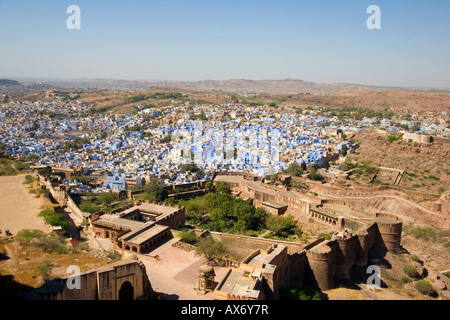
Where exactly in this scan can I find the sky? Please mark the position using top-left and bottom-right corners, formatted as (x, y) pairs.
(0, 0), (449, 88)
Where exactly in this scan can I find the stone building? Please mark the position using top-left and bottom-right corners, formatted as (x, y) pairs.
(198, 265), (216, 294)
(91, 201), (185, 254)
(213, 244), (288, 300)
(23, 260), (155, 300)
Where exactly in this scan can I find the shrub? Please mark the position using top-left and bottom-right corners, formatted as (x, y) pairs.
(415, 280), (436, 296)
(194, 236), (226, 262)
(38, 210), (70, 230)
(179, 229), (197, 245)
(280, 286), (322, 300)
(412, 227), (436, 241)
(317, 232), (334, 240)
(403, 263), (420, 279)
(410, 255), (421, 263)
(401, 276), (413, 284)
(79, 201), (101, 214)
(286, 163), (303, 177)
(38, 234), (68, 254)
(23, 175), (36, 185)
(105, 250), (122, 261)
(387, 135), (401, 143)
(15, 229), (46, 242)
(38, 261), (53, 283)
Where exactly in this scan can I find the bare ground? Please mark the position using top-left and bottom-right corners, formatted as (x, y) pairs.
(0, 174), (51, 235)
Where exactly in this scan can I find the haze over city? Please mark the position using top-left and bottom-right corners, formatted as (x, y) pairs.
(0, 0), (449, 306)
(0, 0), (450, 88)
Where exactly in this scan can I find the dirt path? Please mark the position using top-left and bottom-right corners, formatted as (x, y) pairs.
(0, 174), (51, 234)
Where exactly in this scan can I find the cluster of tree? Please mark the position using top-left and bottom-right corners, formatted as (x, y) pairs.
(185, 182), (302, 239)
(265, 174), (279, 184)
(286, 163), (303, 177)
(71, 176), (92, 185)
(125, 125), (145, 133)
(180, 163), (205, 179)
(38, 209), (70, 230)
(79, 191), (120, 213)
(169, 184), (201, 194)
(62, 137), (91, 150)
(26, 153), (40, 161)
(185, 183), (264, 233)
(139, 178), (169, 202)
(126, 92), (184, 104)
(161, 133), (172, 143)
(265, 215), (302, 238)
(318, 106), (395, 121)
(79, 107), (109, 117)
(189, 112), (208, 121)
(307, 168), (323, 181)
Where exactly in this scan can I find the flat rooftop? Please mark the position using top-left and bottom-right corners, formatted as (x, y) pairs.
(93, 214), (145, 232)
(122, 224), (169, 245)
(214, 175), (244, 183)
(228, 284), (260, 299)
(245, 180), (277, 196)
(261, 200), (287, 209)
(246, 245), (285, 267)
(217, 269), (258, 294)
(137, 203), (179, 216)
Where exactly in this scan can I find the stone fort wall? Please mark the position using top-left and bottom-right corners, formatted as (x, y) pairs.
(208, 213), (402, 293)
(24, 260), (155, 300)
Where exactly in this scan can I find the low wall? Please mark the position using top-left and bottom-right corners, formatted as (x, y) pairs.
(209, 231), (305, 261)
(37, 173), (87, 223)
(66, 194), (86, 223)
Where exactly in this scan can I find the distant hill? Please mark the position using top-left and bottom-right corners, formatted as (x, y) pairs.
(0, 79), (21, 86)
(150, 79), (450, 95)
(4, 78), (450, 100)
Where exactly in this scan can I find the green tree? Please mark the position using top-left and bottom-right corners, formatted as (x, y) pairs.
(38, 168), (51, 177)
(179, 229), (197, 244)
(205, 181), (214, 190)
(26, 153), (40, 162)
(71, 176), (92, 185)
(233, 199), (265, 232)
(143, 178), (168, 202)
(38, 210), (70, 230)
(185, 200), (206, 224)
(411, 122), (422, 132)
(307, 168), (322, 181)
(214, 182), (231, 194)
(280, 286), (322, 300)
(97, 191), (116, 206)
(286, 163), (303, 177)
(79, 201), (101, 214)
(266, 215), (301, 238)
(195, 236), (226, 262)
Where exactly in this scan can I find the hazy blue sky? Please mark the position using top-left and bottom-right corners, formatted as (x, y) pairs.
(0, 0), (449, 87)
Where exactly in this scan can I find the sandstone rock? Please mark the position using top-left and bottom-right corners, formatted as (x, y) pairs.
(434, 280), (446, 291)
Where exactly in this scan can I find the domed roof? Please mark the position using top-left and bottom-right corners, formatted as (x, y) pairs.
(199, 264), (215, 276)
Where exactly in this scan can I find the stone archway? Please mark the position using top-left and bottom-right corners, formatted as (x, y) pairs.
(118, 281), (134, 300)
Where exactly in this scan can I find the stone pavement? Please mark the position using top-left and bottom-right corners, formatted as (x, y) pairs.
(135, 239), (229, 300)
